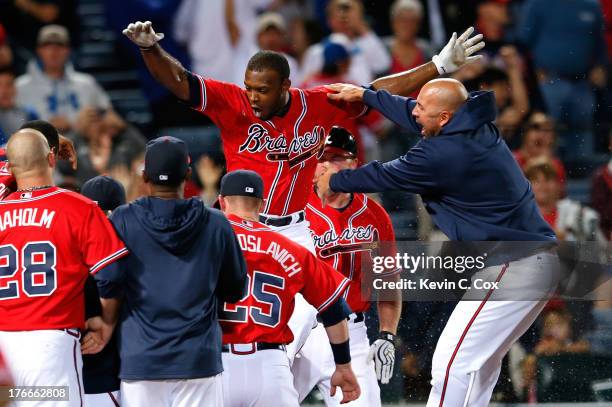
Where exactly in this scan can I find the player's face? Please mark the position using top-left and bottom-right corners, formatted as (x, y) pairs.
(244, 69), (290, 120)
(412, 91), (450, 137)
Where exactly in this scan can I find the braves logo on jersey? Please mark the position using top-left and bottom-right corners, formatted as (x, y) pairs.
(240, 124), (326, 168)
(313, 225), (380, 258)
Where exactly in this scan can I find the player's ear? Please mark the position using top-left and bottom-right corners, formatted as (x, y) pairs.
(47, 151), (56, 168)
(282, 77), (291, 92)
(218, 195), (227, 212)
(439, 110), (452, 127)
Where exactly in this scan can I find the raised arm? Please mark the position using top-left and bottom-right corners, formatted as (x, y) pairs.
(123, 21), (190, 101)
(372, 27), (485, 97)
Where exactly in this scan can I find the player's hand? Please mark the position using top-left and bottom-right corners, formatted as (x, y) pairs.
(330, 363), (361, 403)
(58, 134), (77, 170)
(432, 27), (485, 75)
(368, 332), (396, 384)
(315, 163), (338, 207)
(325, 83), (366, 103)
(122, 21), (165, 49)
(81, 317), (114, 355)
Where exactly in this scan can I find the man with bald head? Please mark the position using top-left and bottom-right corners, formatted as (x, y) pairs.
(0, 130), (127, 406)
(318, 77), (558, 406)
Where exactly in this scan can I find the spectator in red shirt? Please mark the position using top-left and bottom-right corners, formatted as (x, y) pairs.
(514, 112), (566, 193)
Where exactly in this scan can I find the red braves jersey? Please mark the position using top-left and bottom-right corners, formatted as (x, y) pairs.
(0, 187), (128, 331)
(306, 192), (398, 313)
(220, 214), (350, 344)
(189, 74), (366, 216)
(0, 161), (16, 201)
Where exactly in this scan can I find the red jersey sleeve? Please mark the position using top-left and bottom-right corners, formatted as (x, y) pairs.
(300, 251), (350, 312)
(0, 161), (16, 200)
(79, 204), (128, 274)
(187, 72), (245, 123)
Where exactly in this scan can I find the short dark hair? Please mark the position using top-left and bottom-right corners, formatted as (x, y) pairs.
(19, 120), (60, 153)
(524, 158), (558, 181)
(246, 50), (290, 81)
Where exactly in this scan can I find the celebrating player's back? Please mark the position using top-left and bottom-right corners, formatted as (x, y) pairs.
(217, 170), (360, 406)
(0, 130), (127, 406)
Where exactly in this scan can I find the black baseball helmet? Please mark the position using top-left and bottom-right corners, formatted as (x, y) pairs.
(319, 126), (357, 161)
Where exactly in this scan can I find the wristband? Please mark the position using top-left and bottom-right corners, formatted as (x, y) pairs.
(330, 339), (351, 365)
(379, 331), (395, 343)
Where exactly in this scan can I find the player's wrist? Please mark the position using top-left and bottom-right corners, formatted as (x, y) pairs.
(330, 339), (351, 365)
(379, 330), (396, 343)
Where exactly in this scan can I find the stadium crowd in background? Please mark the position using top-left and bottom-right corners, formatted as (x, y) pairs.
(0, 0), (610, 403)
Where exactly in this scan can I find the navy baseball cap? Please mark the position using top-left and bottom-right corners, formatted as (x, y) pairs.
(319, 126), (357, 161)
(144, 136), (190, 186)
(220, 170), (264, 199)
(323, 41), (350, 67)
(81, 175), (126, 212)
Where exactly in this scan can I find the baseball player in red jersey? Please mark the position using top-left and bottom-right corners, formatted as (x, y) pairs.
(122, 20), (483, 358)
(0, 130), (127, 406)
(293, 127), (402, 406)
(217, 170), (360, 406)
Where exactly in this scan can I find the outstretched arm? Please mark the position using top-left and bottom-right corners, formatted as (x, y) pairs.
(123, 21), (190, 101)
(369, 27), (485, 97)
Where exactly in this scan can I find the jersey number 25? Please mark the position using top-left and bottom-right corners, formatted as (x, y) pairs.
(0, 242), (57, 300)
(220, 271), (285, 328)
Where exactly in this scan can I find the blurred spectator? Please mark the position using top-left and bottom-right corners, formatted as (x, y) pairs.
(386, 0), (434, 98)
(106, 0), (199, 130)
(468, 48), (529, 141)
(288, 17), (324, 68)
(521, 308), (590, 400)
(302, 0), (391, 84)
(519, 0), (607, 159)
(175, 0), (272, 85)
(65, 107), (146, 185)
(0, 67), (37, 144)
(256, 12), (302, 83)
(475, 0), (512, 58)
(514, 112), (567, 192)
(194, 154), (225, 207)
(0, 24), (13, 70)
(0, 0), (78, 61)
(590, 133), (612, 240)
(525, 158), (605, 242)
(15, 25), (112, 133)
(108, 152), (146, 203)
(601, 0), (612, 57)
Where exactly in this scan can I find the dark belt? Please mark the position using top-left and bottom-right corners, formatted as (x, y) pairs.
(259, 211), (305, 227)
(222, 342), (286, 355)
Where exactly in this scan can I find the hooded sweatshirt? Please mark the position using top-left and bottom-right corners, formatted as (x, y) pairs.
(330, 90), (556, 244)
(95, 197), (247, 380)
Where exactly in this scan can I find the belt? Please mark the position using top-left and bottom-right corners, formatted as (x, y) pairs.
(222, 342), (286, 355)
(259, 211), (305, 227)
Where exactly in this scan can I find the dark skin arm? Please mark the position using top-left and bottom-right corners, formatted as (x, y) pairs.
(370, 62), (439, 97)
(141, 44), (190, 101)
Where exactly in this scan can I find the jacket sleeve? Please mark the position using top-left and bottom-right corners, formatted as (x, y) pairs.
(216, 218), (249, 303)
(330, 142), (439, 195)
(362, 89), (421, 135)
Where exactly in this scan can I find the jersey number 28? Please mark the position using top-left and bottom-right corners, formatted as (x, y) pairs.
(0, 242), (57, 300)
(220, 271), (285, 328)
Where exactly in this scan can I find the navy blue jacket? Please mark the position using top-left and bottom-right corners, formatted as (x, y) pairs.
(95, 197), (248, 380)
(330, 89), (556, 242)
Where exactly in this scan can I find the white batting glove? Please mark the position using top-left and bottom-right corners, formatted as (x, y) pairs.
(368, 332), (396, 384)
(432, 27), (485, 75)
(122, 21), (165, 49)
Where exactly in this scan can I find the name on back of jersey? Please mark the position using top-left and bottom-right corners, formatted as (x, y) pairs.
(236, 233), (302, 277)
(0, 208), (55, 231)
